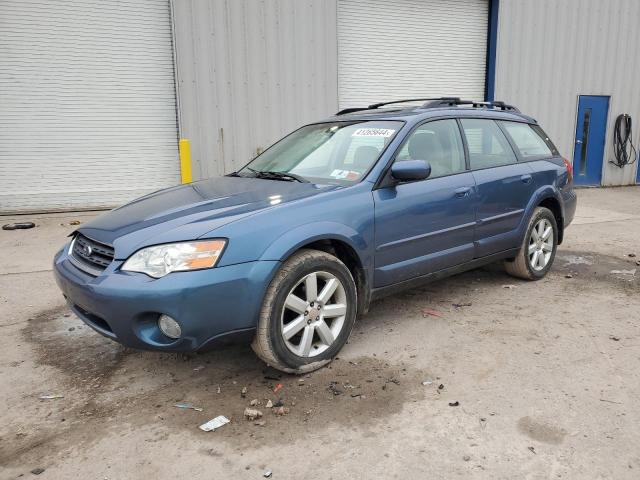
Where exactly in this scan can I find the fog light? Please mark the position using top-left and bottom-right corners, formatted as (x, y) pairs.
(158, 314), (181, 339)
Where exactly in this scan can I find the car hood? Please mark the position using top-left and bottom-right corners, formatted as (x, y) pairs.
(77, 176), (340, 259)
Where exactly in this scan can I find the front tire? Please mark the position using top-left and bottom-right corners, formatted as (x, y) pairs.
(251, 249), (357, 374)
(504, 207), (558, 280)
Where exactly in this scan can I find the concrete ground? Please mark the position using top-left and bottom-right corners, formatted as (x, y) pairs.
(1, 187), (639, 479)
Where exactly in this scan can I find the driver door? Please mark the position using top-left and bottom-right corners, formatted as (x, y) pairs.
(373, 119), (477, 287)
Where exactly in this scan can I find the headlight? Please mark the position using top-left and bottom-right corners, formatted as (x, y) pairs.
(122, 239), (226, 278)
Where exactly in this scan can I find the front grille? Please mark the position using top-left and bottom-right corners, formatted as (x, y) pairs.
(70, 234), (114, 275)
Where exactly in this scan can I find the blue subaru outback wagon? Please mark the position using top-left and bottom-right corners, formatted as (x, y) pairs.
(54, 97), (576, 373)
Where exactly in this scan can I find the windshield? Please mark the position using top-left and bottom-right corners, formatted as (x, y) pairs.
(238, 121), (403, 184)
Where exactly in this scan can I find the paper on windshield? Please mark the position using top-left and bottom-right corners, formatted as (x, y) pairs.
(351, 128), (396, 137)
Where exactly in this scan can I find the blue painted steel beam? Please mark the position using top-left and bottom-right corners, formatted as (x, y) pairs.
(485, 0), (499, 102)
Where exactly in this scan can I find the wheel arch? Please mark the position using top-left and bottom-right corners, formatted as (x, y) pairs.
(523, 186), (565, 245)
(259, 222), (372, 316)
(294, 238), (370, 316)
(537, 196), (564, 244)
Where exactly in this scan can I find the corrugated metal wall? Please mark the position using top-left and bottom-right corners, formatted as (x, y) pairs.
(495, 0), (640, 186)
(0, 0), (180, 213)
(171, 0), (338, 180)
(337, 0), (488, 109)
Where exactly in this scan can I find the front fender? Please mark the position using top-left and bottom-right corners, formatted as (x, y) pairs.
(259, 221), (369, 264)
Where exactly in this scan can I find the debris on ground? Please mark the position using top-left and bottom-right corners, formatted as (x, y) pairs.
(263, 470), (273, 478)
(610, 269), (636, 276)
(30, 468), (45, 475)
(463, 455), (471, 462)
(250, 399), (259, 406)
(628, 253), (636, 258)
(328, 381), (343, 396)
(216, 385), (221, 394)
(2, 222), (36, 231)
(565, 274), (573, 278)
(244, 407), (263, 421)
(273, 383), (283, 394)
(422, 380), (434, 386)
(422, 308), (443, 318)
(273, 406), (290, 416)
(609, 335), (620, 341)
(438, 384), (444, 390)
(199, 415), (230, 432)
(599, 398), (623, 405)
(193, 365), (205, 371)
(452, 302), (472, 308)
(273, 399), (284, 408)
(39, 394), (64, 400)
(241, 386), (248, 398)
(448, 401), (459, 407)
(265, 399), (273, 408)
(502, 284), (517, 289)
(69, 220), (82, 225)
(254, 420), (266, 426)
(528, 446), (536, 454)
(350, 393), (362, 398)
(174, 403), (203, 412)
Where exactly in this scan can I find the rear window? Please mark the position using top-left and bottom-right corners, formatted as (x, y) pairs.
(500, 121), (554, 159)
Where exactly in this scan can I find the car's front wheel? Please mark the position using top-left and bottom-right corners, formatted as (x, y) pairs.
(252, 249), (357, 374)
(504, 206), (558, 280)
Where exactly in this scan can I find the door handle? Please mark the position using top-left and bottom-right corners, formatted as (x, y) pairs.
(521, 174), (533, 184)
(454, 186), (472, 198)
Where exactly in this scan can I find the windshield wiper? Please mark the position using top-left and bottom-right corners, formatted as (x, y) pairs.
(246, 168), (309, 183)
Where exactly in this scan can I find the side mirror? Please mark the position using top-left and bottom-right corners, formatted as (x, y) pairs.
(390, 160), (431, 182)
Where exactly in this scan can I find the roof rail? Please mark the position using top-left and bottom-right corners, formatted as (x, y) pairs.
(335, 97), (520, 115)
(422, 98), (520, 112)
(335, 97), (460, 115)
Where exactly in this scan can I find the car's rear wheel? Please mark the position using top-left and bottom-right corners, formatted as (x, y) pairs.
(504, 206), (558, 280)
(251, 249), (357, 374)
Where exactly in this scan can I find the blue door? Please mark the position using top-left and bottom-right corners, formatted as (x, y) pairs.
(573, 95), (609, 186)
(373, 119), (476, 287)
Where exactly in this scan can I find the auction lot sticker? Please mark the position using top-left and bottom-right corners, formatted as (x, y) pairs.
(352, 128), (396, 137)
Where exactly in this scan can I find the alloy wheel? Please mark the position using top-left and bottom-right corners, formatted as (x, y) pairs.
(280, 271), (347, 357)
(528, 218), (554, 271)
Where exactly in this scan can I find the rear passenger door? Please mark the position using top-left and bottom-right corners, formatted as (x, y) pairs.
(459, 118), (535, 257)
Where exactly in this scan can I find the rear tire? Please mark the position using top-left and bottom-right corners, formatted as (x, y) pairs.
(251, 249), (357, 374)
(504, 207), (558, 280)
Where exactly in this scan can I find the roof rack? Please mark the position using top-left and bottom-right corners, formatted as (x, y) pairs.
(423, 98), (520, 112)
(335, 97), (520, 115)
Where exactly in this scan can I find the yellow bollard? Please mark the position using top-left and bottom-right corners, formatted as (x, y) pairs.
(179, 138), (193, 184)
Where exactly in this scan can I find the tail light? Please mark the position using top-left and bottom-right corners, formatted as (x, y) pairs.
(562, 157), (573, 182)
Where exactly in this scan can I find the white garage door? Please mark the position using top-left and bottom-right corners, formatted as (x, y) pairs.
(338, 0), (489, 109)
(0, 0), (180, 213)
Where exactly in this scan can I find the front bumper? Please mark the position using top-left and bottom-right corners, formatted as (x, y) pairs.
(53, 245), (278, 352)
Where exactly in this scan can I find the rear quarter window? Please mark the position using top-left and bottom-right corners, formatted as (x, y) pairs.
(500, 121), (555, 159)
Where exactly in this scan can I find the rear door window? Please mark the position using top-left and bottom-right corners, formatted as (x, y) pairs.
(500, 121), (554, 159)
(460, 119), (517, 169)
